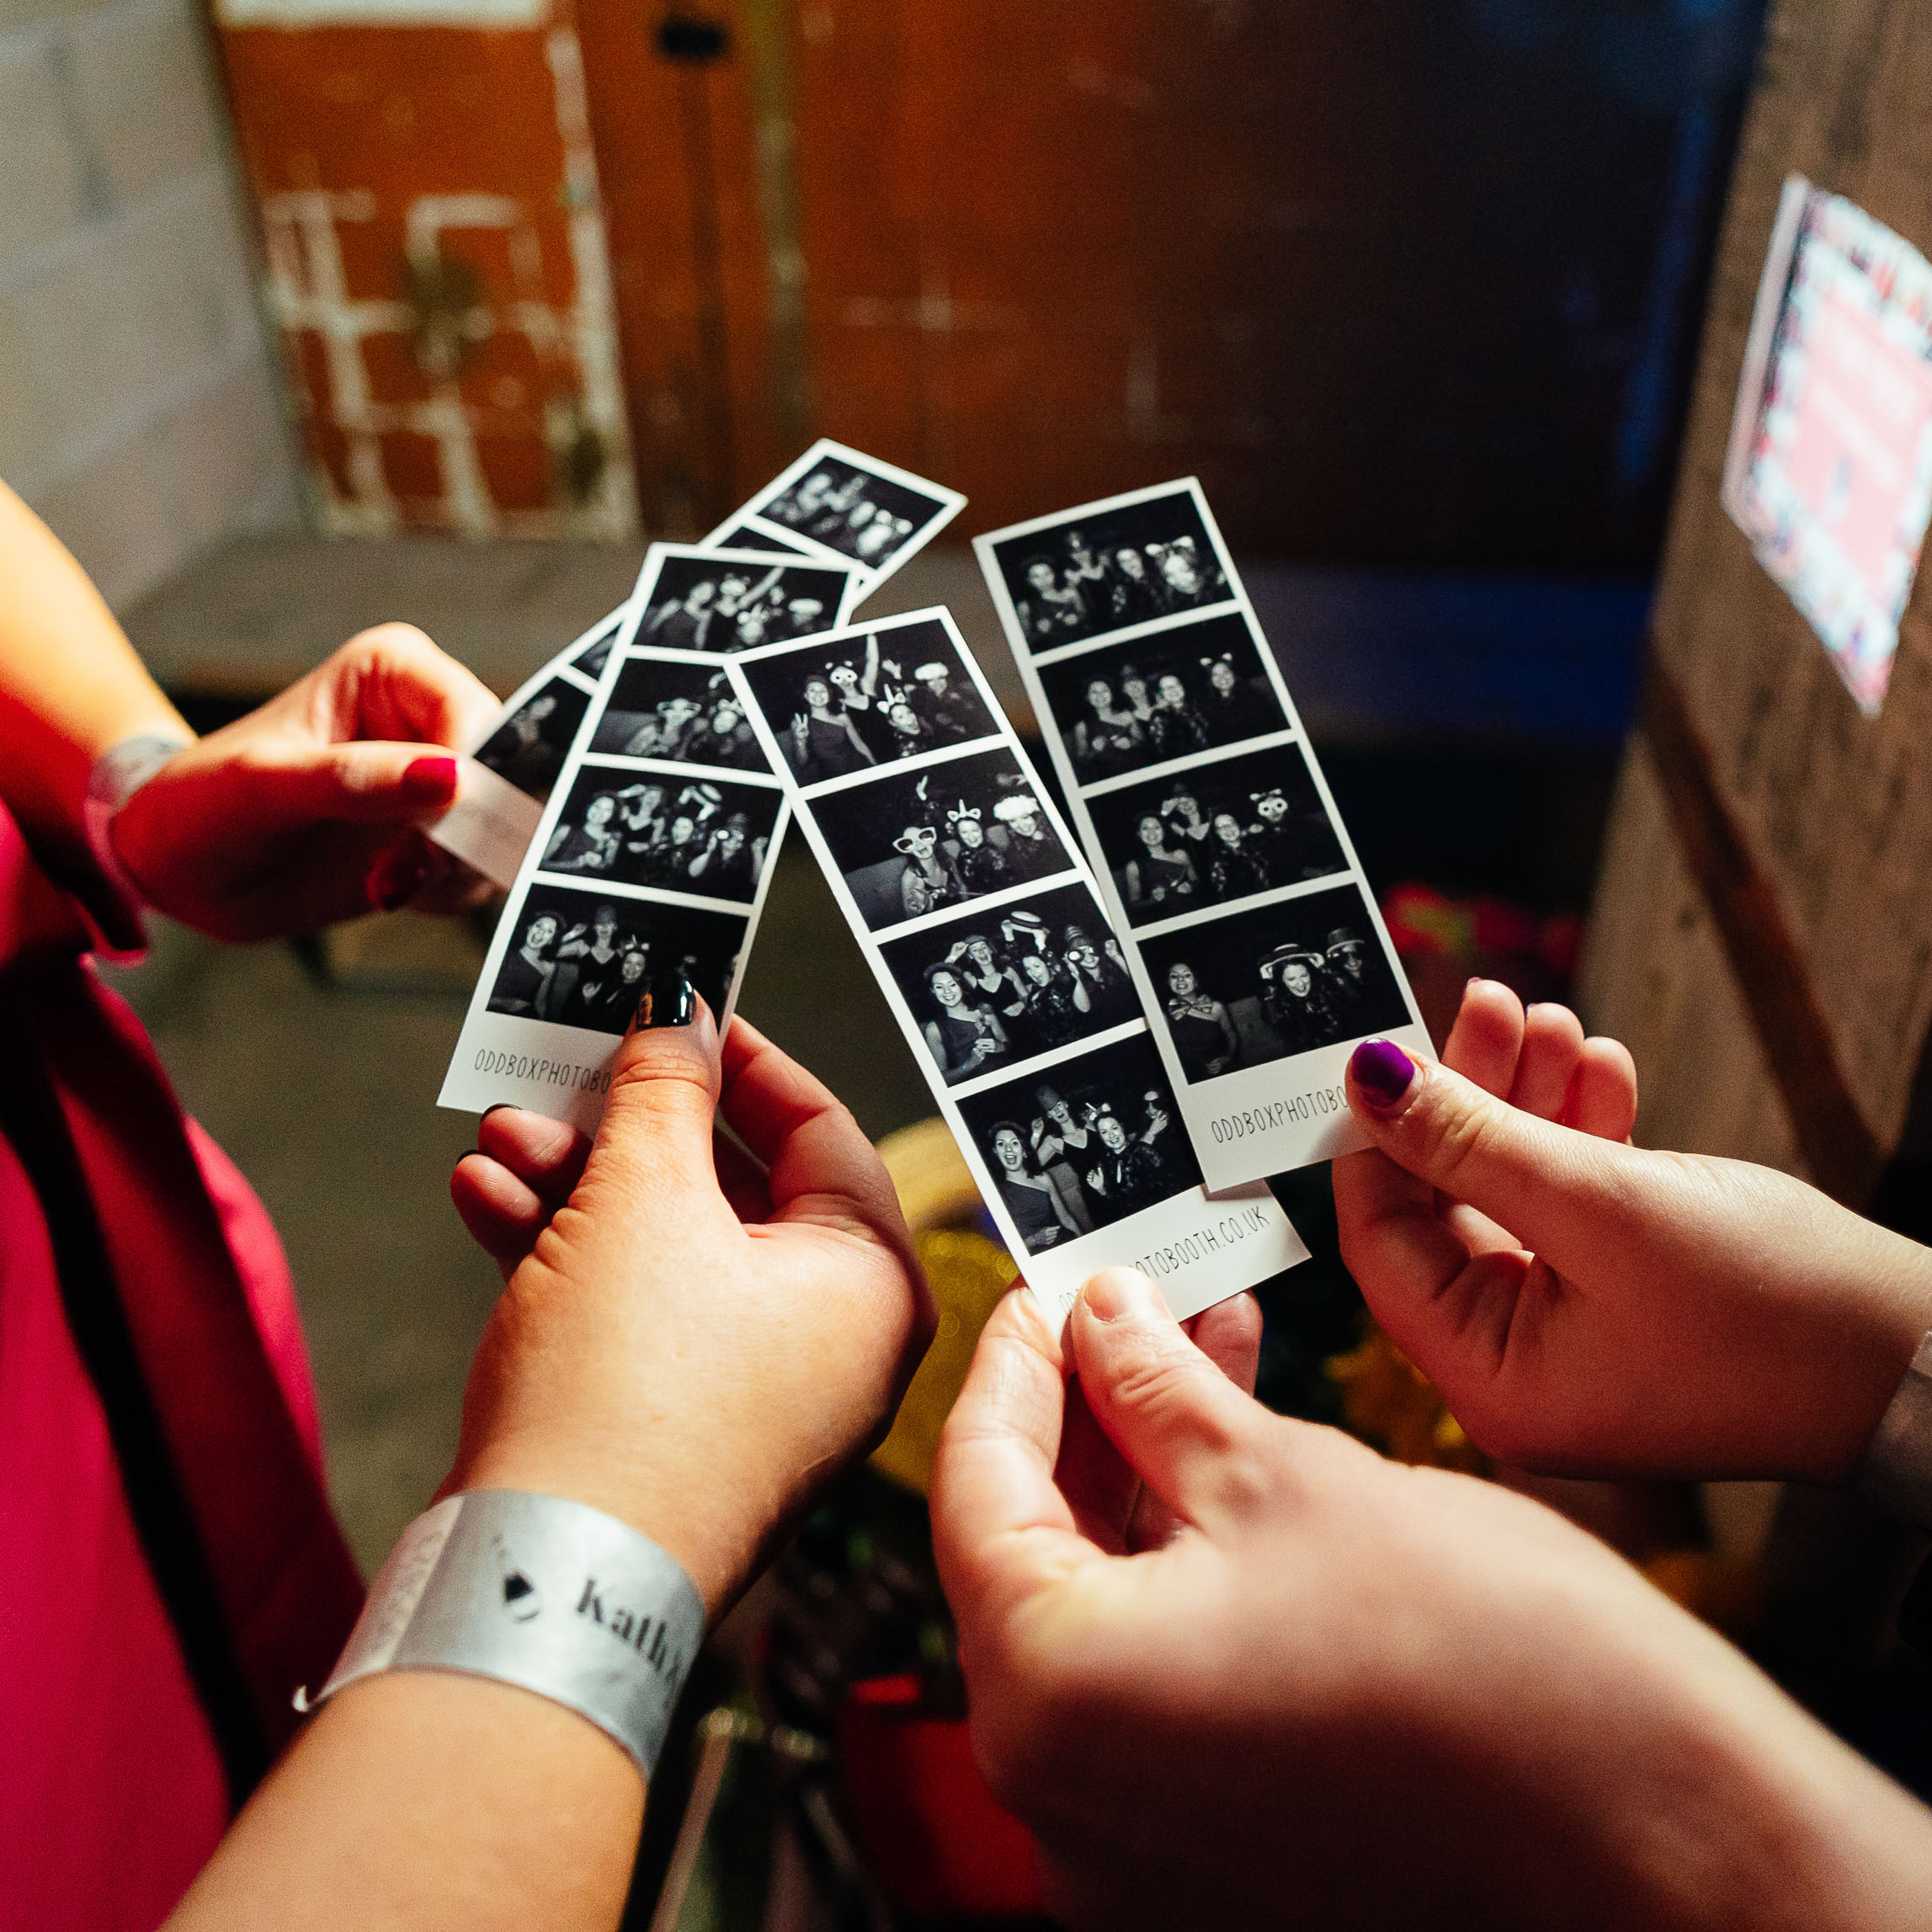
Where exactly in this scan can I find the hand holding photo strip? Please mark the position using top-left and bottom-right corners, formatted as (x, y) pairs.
(434, 540), (865, 1130)
(726, 606), (1307, 1332)
(977, 479), (1431, 1191)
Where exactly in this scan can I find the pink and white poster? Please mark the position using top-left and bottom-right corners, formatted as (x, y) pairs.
(1723, 177), (1932, 715)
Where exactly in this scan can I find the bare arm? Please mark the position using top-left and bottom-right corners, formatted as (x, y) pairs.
(0, 479), (190, 873)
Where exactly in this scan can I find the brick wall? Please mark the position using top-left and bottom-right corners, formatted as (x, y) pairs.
(0, 0), (296, 608)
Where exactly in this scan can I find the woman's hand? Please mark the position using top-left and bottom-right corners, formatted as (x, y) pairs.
(114, 625), (500, 940)
(447, 998), (934, 1611)
(1332, 982), (1932, 1482)
(931, 1271), (1932, 1932)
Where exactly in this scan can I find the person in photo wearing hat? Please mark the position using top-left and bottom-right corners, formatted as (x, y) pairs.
(909, 659), (980, 744)
(994, 794), (1061, 881)
(1260, 942), (1340, 1053)
(1324, 925), (1373, 1035)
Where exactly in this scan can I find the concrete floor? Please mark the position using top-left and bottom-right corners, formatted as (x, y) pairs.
(102, 840), (931, 1577)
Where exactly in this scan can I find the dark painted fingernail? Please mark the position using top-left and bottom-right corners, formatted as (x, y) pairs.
(627, 973), (695, 1034)
(1349, 1038), (1415, 1110)
(482, 1103), (514, 1119)
(402, 754), (459, 809)
(458, 1147), (482, 1163)
(366, 845), (425, 912)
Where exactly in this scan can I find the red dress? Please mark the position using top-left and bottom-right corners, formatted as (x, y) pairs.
(0, 807), (362, 1929)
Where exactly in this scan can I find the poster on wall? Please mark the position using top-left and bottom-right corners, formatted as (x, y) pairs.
(1723, 175), (1932, 716)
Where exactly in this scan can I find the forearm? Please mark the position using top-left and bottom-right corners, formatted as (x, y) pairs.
(168, 1673), (642, 1931)
(0, 480), (190, 854)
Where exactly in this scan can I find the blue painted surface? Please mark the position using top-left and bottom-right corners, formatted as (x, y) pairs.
(1241, 564), (1653, 745)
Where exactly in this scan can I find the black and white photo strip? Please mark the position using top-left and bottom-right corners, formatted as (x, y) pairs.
(588, 656), (768, 771)
(954, 1034), (1203, 1253)
(626, 546), (857, 654)
(1084, 741), (1346, 929)
(718, 438), (967, 585)
(480, 882), (747, 1037)
(878, 879), (1143, 1087)
(731, 615), (999, 786)
(726, 606), (1305, 1330)
(977, 479), (1430, 1190)
(538, 764), (780, 903)
(439, 631), (790, 1131)
(803, 746), (1076, 929)
(430, 616), (617, 890)
(1033, 612), (1287, 784)
(986, 484), (1233, 653)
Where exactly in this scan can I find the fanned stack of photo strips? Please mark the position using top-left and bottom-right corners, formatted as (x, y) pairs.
(437, 445), (1436, 1323)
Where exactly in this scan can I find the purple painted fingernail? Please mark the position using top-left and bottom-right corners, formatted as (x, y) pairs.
(1349, 1039), (1415, 1110)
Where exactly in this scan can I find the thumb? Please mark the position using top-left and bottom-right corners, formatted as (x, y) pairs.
(1067, 1268), (1273, 1533)
(253, 741), (461, 828)
(1344, 1037), (1636, 1265)
(588, 977), (722, 1202)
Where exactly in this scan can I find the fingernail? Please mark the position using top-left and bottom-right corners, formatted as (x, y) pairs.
(1349, 1038), (1416, 1110)
(366, 846), (425, 912)
(626, 973), (695, 1033)
(482, 1103), (514, 1119)
(402, 754), (459, 810)
(1083, 1267), (1159, 1322)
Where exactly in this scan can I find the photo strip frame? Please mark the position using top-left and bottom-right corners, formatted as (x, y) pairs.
(704, 438), (967, 590)
(726, 605), (1307, 1329)
(436, 544), (863, 1129)
(976, 479), (1430, 1190)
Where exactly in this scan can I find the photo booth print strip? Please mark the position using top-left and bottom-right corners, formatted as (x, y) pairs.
(429, 607), (620, 887)
(709, 438), (967, 590)
(726, 605), (1307, 1333)
(975, 478), (1431, 1192)
(435, 443), (961, 885)
(437, 627), (793, 1134)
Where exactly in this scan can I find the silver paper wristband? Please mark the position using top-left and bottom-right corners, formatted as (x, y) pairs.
(301, 1489), (706, 1782)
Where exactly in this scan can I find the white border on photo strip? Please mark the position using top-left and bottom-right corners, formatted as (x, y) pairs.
(725, 604), (1307, 1333)
(428, 601), (636, 888)
(975, 478), (1432, 1191)
(438, 634), (790, 1134)
(706, 439), (968, 594)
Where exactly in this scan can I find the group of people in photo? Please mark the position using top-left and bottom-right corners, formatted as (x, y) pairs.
(1157, 923), (1381, 1079)
(487, 900), (731, 1035)
(1006, 515), (1230, 648)
(885, 789), (1067, 921)
(1107, 775), (1344, 921)
(757, 462), (934, 568)
(907, 902), (1142, 1084)
(593, 667), (764, 771)
(775, 633), (990, 783)
(973, 1067), (1191, 1253)
(1062, 645), (1283, 780)
(639, 561), (841, 654)
(540, 777), (771, 902)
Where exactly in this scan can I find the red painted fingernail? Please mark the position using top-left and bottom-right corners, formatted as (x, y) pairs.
(367, 846), (425, 913)
(402, 754), (459, 809)
(1349, 1038), (1415, 1110)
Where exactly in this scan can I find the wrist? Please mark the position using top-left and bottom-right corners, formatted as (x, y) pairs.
(446, 1432), (752, 1618)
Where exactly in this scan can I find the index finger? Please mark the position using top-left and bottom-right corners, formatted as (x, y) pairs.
(930, 1289), (1102, 1637)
